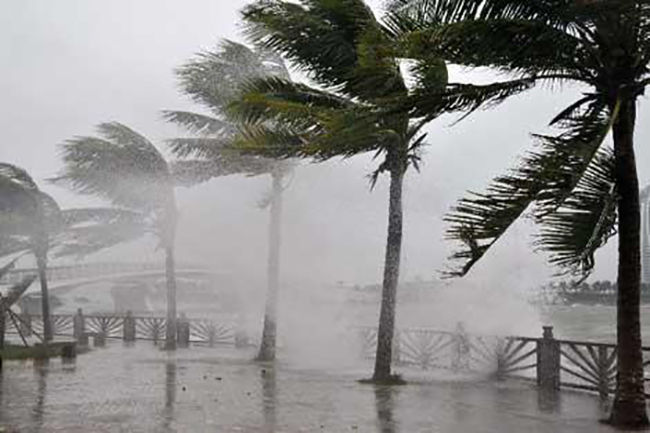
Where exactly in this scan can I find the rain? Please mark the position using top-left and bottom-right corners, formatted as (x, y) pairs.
(2, 0), (650, 431)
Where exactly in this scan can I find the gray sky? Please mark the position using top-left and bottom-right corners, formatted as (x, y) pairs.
(2, 0), (649, 287)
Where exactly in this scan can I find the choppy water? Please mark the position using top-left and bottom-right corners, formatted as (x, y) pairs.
(542, 304), (650, 343)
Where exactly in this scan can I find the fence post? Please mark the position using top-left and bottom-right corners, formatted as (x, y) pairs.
(537, 326), (560, 391)
(123, 311), (136, 342)
(73, 308), (85, 342)
(177, 314), (190, 348)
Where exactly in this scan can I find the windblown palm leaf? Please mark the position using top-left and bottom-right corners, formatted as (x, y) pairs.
(243, 0), (407, 102)
(387, 0), (650, 279)
(537, 148), (618, 275)
(444, 99), (617, 276)
(163, 39), (291, 184)
(55, 123), (172, 211)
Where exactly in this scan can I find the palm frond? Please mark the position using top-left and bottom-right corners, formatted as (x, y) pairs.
(0, 163), (39, 192)
(55, 209), (148, 258)
(167, 137), (236, 159)
(54, 122), (172, 211)
(397, 19), (582, 76)
(0, 176), (39, 220)
(444, 99), (616, 276)
(176, 39), (289, 113)
(162, 110), (236, 136)
(406, 78), (536, 119)
(242, 0), (407, 101)
(536, 148), (618, 276)
(386, 0), (598, 29)
(170, 157), (275, 187)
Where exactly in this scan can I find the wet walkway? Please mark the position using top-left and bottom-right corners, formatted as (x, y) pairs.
(0, 343), (635, 432)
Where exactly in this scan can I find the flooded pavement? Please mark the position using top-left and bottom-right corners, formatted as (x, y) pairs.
(0, 343), (632, 432)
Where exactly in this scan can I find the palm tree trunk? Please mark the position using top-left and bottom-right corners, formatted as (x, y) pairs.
(609, 98), (649, 427)
(0, 298), (5, 350)
(36, 255), (53, 342)
(0, 297), (4, 370)
(165, 244), (178, 350)
(257, 172), (283, 362)
(373, 166), (404, 382)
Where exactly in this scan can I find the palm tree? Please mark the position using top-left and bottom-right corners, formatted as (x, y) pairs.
(0, 163), (136, 342)
(388, 0), (650, 426)
(54, 123), (181, 350)
(228, 0), (458, 382)
(163, 40), (294, 361)
(0, 163), (58, 341)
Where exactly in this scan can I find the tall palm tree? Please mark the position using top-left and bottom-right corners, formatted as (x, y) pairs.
(54, 123), (181, 350)
(163, 40), (294, 361)
(229, 0), (458, 382)
(388, 0), (650, 426)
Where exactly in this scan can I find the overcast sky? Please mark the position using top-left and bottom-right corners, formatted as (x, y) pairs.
(2, 0), (649, 289)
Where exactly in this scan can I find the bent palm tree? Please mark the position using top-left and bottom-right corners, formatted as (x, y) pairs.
(164, 40), (293, 362)
(0, 163), (138, 342)
(0, 164), (58, 341)
(389, 0), (650, 425)
(54, 123), (181, 350)
(231, 0), (460, 381)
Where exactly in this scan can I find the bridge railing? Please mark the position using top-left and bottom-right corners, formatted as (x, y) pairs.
(357, 324), (650, 398)
(0, 262), (206, 285)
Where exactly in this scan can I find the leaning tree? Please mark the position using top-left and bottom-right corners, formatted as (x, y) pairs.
(54, 123), (181, 350)
(231, 0), (465, 382)
(0, 163), (135, 342)
(163, 39), (294, 361)
(389, 0), (650, 426)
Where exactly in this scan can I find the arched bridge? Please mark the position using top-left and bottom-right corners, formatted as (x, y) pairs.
(0, 262), (233, 317)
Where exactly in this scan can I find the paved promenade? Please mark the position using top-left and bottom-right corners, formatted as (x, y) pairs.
(0, 343), (635, 432)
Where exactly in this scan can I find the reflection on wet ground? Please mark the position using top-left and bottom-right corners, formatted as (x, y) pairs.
(0, 343), (630, 432)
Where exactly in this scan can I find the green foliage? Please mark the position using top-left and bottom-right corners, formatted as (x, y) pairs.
(388, 0), (650, 278)
(55, 123), (172, 212)
(164, 39), (290, 185)
(54, 123), (178, 251)
(233, 0), (459, 181)
(0, 162), (147, 261)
